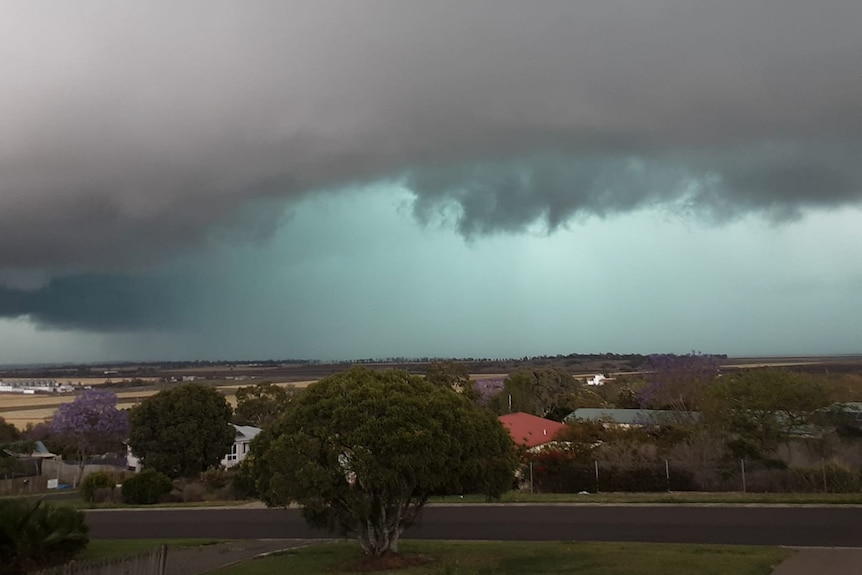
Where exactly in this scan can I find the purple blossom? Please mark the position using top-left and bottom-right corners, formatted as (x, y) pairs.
(51, 389), (129, 465)
(473, 378), (505, 405)
(637, 352), (721, 410)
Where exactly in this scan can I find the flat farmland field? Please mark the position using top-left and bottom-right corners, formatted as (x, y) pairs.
(0, 380), (310, 430)
(1, 377), (159, 386)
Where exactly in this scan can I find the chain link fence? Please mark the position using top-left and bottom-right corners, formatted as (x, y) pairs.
(522, 456), (862, 494)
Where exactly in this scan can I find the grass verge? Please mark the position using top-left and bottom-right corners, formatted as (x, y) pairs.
(207, 540), (792, 575)
(80, 539), (224, 560)
(431, 491), (862, 505)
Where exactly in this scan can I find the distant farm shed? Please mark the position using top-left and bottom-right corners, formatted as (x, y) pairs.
(498, 412), (567, 448)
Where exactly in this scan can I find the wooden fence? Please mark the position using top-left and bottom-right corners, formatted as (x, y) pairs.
(32, 545), (167, 575)
(0, 475), (48, 497)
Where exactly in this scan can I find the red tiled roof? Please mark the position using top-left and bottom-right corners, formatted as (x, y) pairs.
(498, 412), (567, 448)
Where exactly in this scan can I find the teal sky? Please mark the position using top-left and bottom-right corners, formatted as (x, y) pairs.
(1, 2), (861, 364)
(3, 184), (860, 363)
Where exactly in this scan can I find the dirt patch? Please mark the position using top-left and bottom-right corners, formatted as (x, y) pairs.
(335, 552), (432, 572)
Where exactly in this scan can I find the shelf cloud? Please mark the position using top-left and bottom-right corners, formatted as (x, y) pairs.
(1, 1), (861, 333)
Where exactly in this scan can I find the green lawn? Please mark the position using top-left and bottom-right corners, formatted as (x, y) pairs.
(58, 490), (862, 510)
(80, 539), (224, 560)
(207, 541), (792, 575)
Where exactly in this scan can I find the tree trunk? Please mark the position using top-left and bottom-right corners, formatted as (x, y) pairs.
(356, 502), (406, 556)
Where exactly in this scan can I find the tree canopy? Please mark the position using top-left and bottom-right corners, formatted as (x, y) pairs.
(233, 382), (298, 427)
(50, 390), (129, 483)
(0, 417), (20, 443)
(638, 352), (721, 411)
(252, 366), (518, 557)
(424, 361), (473, 396)
(704, 368), (832, 458)
(128, 383), (235, 478)
(489, 368), (579, 418)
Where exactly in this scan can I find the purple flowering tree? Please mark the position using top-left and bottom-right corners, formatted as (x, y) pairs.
(638, 352), (721, 411)
(473, 377), (505, 405)
(51, 389), (129, 483)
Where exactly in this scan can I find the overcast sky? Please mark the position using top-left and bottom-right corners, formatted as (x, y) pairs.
(1, 1), (861, 364)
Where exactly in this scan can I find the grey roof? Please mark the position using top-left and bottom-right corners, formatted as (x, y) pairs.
(233, 424), (262, 442)
(566, 408), (699, 425)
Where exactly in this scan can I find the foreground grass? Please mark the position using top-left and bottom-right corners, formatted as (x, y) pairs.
(209, 541), (792, 575)
(26, 489), (862, 511)
(80, 539), (224, 561)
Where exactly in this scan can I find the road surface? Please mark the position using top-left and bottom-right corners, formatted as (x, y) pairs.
(85, 504), (862, 547)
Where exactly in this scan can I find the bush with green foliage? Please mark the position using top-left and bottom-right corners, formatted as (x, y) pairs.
(746, 463), (861, 493)
(0, 498), (89, 574)
(526, 451), (697, 493)
(121, 470), (173, 505)
(128, 383), (235, 478)
(201, 468), (231, 491)
(80, 471), (118, 503)
(253, 366), (519, 557)
(231, 458), (259, 499)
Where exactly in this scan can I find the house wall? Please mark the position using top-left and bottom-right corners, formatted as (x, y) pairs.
(221, 440), (251, 468)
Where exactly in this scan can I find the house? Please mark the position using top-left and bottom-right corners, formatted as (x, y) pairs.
(585, 374), (612, 386)
(1, 440), (56, 477)
(126, 424), (262, 472)
(221, 424), (261, 468)
(566, 408), (699, 427)
(498, 412), (567, 449)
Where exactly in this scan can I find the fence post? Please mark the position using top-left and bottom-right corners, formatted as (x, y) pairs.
(594, 460), (599, 493)
(529, 462), (534, 494)
(665, 459), (670, 493)
(822, 461), (828, 493)
(158, 544), (168, 575)
(741, 459), (746, 494)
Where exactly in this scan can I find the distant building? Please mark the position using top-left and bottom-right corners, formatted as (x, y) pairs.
(585, 374), (612, 386)
(0, 379), (74, 394)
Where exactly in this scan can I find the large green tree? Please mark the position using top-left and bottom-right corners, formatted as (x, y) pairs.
(704, 368), (832, 458)
(424, 361), (471, 391)
(233, 382), (298, 427)
(0, 417), (19, 443)
(128, 384), (235, 478)
(490, 368), (579, 418)
(253, 367), (518, 557)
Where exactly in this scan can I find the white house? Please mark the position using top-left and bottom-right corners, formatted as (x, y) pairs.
(221, 424), (261, 468)
(126, 424), (262, 472)
(585, 374), (613, 386)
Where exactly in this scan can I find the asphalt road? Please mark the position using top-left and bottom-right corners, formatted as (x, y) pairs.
(85, 504), (862, 547)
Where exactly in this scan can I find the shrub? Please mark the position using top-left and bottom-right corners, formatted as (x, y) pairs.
(121, 470), (173, 505)
(80, 471), (116, 503)
(232, 458), (258, 499)
(201, 468), (231, 491)
(526, 451), (698, 493)
(0, 498), (89, 574)
(91, 486), (122, 505)
(181, 482), (207, 502)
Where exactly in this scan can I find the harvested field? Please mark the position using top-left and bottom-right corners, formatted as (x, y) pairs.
(0, 383), (248, 430)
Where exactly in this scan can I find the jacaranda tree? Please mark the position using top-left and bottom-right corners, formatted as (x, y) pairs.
(253, 367), (519, 557)
(51, 390), (129, 485)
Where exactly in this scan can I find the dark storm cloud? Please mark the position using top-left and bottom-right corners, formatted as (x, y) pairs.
(0, 273), (201, 331)
(1, 1), (861, 326)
